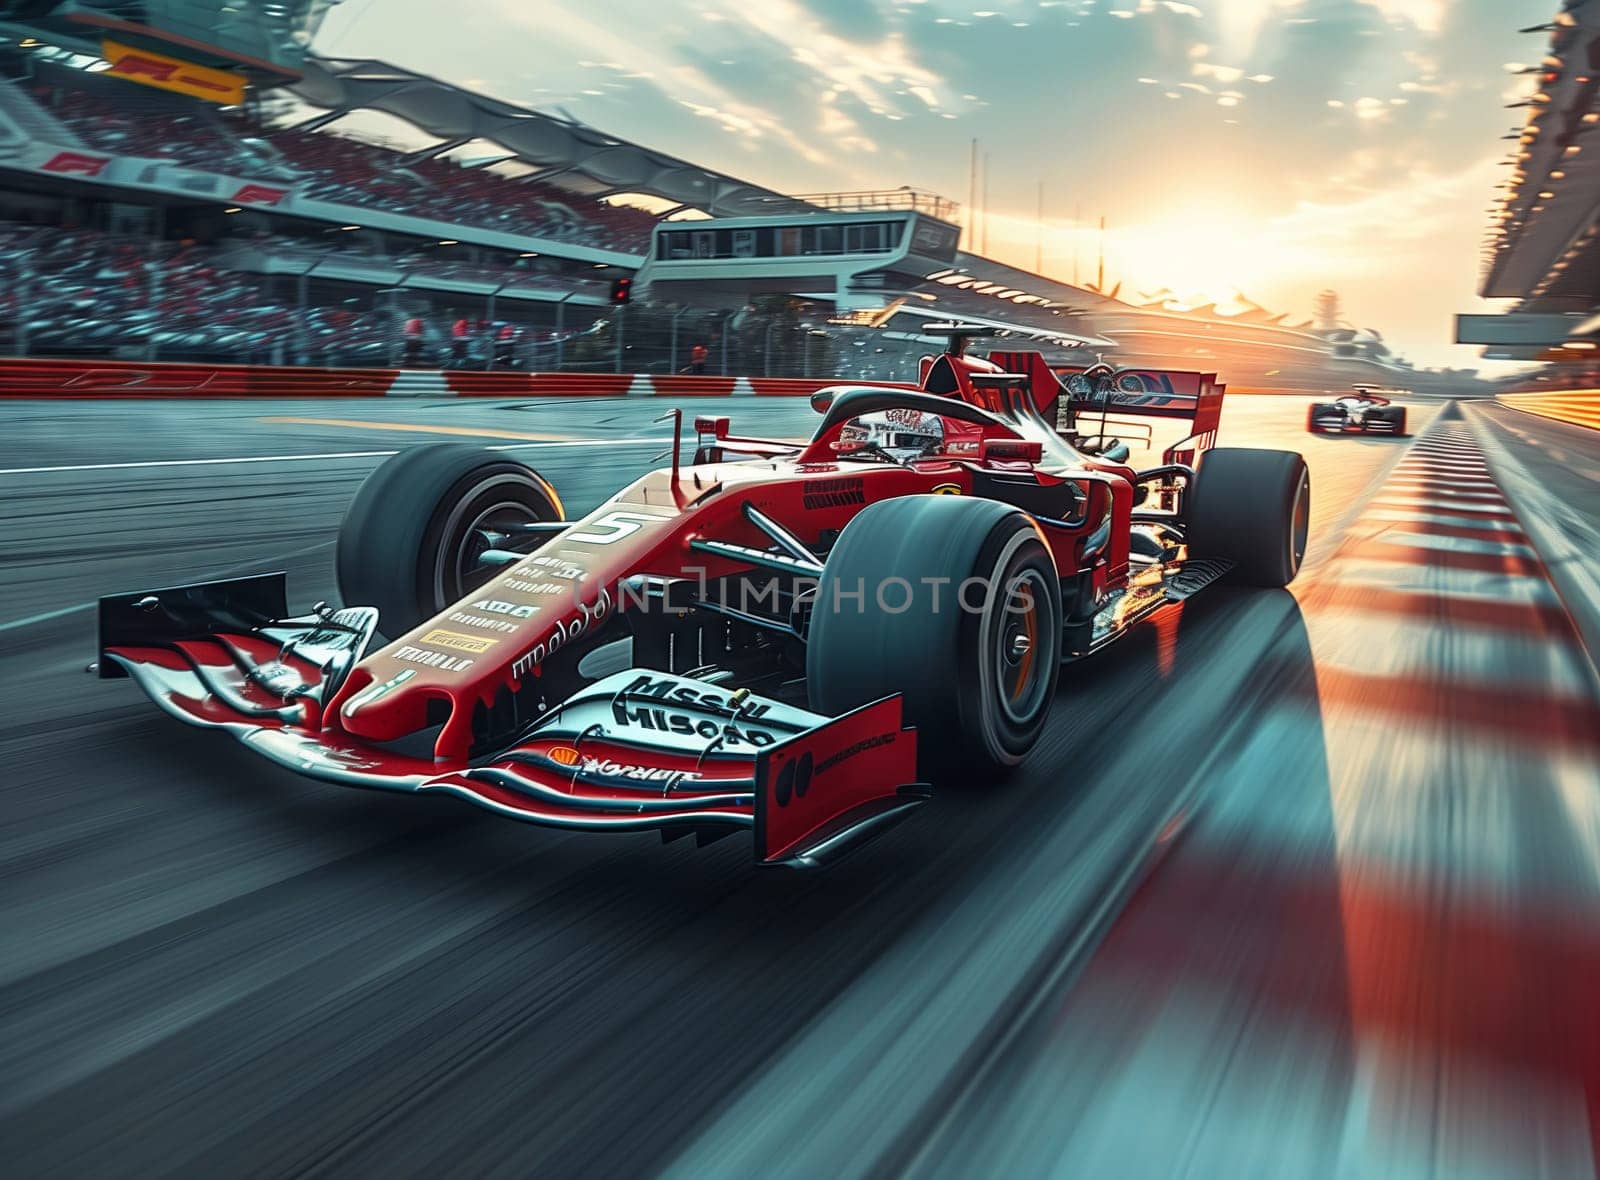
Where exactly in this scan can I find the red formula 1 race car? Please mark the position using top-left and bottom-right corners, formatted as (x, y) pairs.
(98, 326), (1310, 867)
(1306, 385), (1408, 436)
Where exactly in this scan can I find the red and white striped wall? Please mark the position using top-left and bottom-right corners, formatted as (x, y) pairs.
(0, 357), (911, 399)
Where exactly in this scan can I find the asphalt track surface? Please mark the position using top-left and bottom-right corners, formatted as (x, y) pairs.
(2, 393), (1598, 1178)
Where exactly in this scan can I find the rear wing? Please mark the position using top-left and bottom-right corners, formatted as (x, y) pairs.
(989, 351), (1224, 466)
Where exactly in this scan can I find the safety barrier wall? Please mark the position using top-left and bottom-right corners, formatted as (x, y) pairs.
(0, 357), (912, 398)
(1497, 390), (1600, 431)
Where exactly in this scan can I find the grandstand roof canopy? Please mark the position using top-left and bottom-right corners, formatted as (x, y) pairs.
(1483, 0), (1600, 304)
(293, 56), (818, 220)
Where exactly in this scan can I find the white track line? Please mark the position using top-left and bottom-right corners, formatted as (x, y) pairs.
(0, 540), (337, 634)
(0, 449), (395, 475)
(0, 436), (672, 477)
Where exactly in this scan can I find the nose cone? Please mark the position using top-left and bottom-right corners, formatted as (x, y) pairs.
(335, 662), (440, 743)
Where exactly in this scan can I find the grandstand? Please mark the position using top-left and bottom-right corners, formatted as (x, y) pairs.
(1461, 0), (1600, 391)
(0, 2), (1474, 391)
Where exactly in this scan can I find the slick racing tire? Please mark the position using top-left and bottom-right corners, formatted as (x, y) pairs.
(806, 496), (1061, 780)
(1187, 447), (1310, 588)
(1306, 404), (1335, 433)
(337, 444), (563, 637)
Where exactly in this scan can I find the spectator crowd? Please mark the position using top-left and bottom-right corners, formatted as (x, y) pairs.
(0, 223), (408, 365)
(23, 79), (660, 253)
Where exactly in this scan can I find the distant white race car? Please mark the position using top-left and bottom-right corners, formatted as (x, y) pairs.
(1306, 387), (1407, 435)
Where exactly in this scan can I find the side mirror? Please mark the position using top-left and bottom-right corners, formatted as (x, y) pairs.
(810, 390), (835, 415)
(693, 415), (729, 439)
(981, 438), (1043, 464)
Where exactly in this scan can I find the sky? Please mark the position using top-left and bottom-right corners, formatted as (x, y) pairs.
(313, 0), (1559, 372)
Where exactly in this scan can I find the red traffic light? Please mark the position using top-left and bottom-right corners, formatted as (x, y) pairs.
(610, 276), (632, 304)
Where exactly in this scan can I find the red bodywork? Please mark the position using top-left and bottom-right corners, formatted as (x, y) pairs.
(100, 346), (1226, 865)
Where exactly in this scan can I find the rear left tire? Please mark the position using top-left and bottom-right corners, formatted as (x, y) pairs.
(1187, 447), (1310, 587)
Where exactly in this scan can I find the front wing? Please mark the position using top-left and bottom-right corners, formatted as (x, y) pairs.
(97, 574), (929, 867)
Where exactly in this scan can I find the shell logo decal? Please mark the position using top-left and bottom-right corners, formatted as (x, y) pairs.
(932, 483), (963, 495)
(547, 745), (581, 766)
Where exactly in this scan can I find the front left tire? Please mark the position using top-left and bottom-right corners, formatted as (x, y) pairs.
(806, 495), (1062, 780)
(337, 443), (563, 636)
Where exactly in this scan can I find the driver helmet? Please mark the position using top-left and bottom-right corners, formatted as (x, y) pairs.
(839, 408), (945, 462)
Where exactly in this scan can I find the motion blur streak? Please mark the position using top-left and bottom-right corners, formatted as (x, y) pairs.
(1, 395), (1597, 1177)
(1498, 391), (1600, 432)
(669, 407), (1600, 1179)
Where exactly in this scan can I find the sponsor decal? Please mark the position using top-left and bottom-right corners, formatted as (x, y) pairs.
(610, 674), (777, 748)
(342, 668), (417, 715)
(501, 579), (566, 596)
(470, 598), (539, 620)
(42, 151), (111, 177)
(232, 183), (288, 205)
(59, 368), (217, 392)
(448, 611), (518, 634)
(802, 476), (865, 511)
(394, 646), (475, 672)
(546, 745), (581, 766)
(813, 732), (895, 776)
(517, 554), (586, 581)
(579, 756), (701, 789)
(931, 483), (963, 495)
(510, 587), (612, 678)
(101, 39), (248, 104)
(883, 408), (927, 427)
(420, 629), (497, 654)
